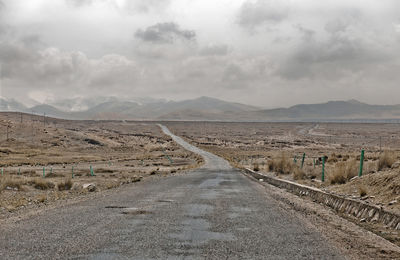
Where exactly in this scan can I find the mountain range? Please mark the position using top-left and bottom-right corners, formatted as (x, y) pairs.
(1, 96), (400, 122)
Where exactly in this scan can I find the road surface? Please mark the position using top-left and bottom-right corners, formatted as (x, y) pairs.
(0, 125), (345, 259)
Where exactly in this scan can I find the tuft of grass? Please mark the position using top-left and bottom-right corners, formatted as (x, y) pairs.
(328, 153), (338, 163)
(0, 177), (24, 191)
(330, 160), (358, 185)
(358, 185), (367, 197)
(36, 194), (47, 203)
(32, 178), (55, 190)
(57, 179), (73, 191)
(267, 153), (297, 175)
(377, 151), (395, 171)
(253, 162), (260, 172)
(293, 167), (306, 180)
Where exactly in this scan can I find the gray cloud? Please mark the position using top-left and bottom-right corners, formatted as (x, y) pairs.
(237, 0), (289, 29)
(135, 22), (196, 44)
(65, 0), (170, 13)
(2, 0), (400, 107)
(127, 0), (170, 13)
(199, 44), (229, 56)
(277, 30), (389, 80)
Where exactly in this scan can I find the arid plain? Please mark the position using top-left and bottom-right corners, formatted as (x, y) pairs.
(0, 112), (203, 217)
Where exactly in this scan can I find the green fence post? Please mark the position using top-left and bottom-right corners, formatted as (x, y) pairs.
(90, 165), (94, 176)
(18, 168), (21, 175)
(43, 167), (45, 178)
(1, 168), (3, 176)
(359, 149), (365, 177)
(322, 157), (325, 182)
(294, 155), (297, 163)
(72, 166), (74, 179)
(301, 153), (306, 169)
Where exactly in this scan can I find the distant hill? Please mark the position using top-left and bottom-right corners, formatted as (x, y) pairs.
(30, 104), (73, 119)
(2, 97), (400, 121)
(0, 98), (28, 112)
(256, 100), (400, 120)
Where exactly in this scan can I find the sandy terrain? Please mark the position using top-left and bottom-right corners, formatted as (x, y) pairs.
(0, 113), (203, 218)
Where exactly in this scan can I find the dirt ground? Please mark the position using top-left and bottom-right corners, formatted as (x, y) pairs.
(165, 122), (400, 214)
(0, 113), (203, 217)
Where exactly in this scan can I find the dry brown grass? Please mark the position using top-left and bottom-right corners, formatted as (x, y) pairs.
(0, 176), (25, 191)
(32, 178), (55, 190)
(57, 179), (73, 191)
(377, 151), (395, 171)
(253, 162), (260, 172)
(36, 194), (47, 203)
(358, 184), (367, 197)
(293, 167), (306, 180)
(267, 153), (298, 175)
(330, 160), (358, 185)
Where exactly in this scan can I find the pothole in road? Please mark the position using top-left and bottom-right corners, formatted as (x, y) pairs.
(121, 207), (152, 215)
(105, 206), (128, 209)
(156, 199), (175, 203)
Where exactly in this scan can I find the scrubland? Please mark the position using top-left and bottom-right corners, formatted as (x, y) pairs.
(0, 113), (203, 216)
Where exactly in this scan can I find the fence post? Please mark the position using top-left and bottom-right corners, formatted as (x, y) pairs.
(72, 166), (74, 179)
(43, 167), (45, 178)
(294, 155), (297, 163)
(90, 165), (94, 176)
(359, 149), (365, 177)
(18, 168), (21, 175)
(313, 158), (316, 168)
(301, 153), (306, 169)
(322, 157), (325, 182)
(1, 168), (3, 176)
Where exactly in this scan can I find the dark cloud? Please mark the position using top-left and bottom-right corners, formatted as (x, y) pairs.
(135, 22), (196, 44)
(237, 0), (289, 29)
(276, 22), (389, 80)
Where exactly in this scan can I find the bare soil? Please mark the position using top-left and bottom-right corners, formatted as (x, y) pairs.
(0, 113), (203, 217)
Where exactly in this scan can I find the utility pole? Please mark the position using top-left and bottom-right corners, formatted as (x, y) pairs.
(43, 113), (46, 128)
(20, 113), (23, 124)
(379, 136), (382, 153)
(6, 124), (9, 140)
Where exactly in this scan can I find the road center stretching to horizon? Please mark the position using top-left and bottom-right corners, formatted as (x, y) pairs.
(0, 125), (345, 259)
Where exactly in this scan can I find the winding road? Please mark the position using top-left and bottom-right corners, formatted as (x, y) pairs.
(0, 125), (345, 259)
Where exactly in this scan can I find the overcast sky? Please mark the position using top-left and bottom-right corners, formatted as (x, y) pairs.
(1, 0), (400, 107)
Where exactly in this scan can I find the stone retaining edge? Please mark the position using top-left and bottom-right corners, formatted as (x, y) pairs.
(244, 168), (400, 230)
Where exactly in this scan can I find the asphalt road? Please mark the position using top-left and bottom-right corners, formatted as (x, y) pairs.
(0, 125), (345, 259)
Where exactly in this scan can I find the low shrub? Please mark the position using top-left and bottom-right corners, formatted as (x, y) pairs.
(57, 179), (73, 191)
(358, 185), (367, 197)
(33, 179), (55, 190)
(253, 162), (260, 172)
(377, 151), (395, 171)
(330, 160), (358, 184)
(267, 153), (297, 175)
(293, 167), (306, 180)
(0, 177), (24, 191)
